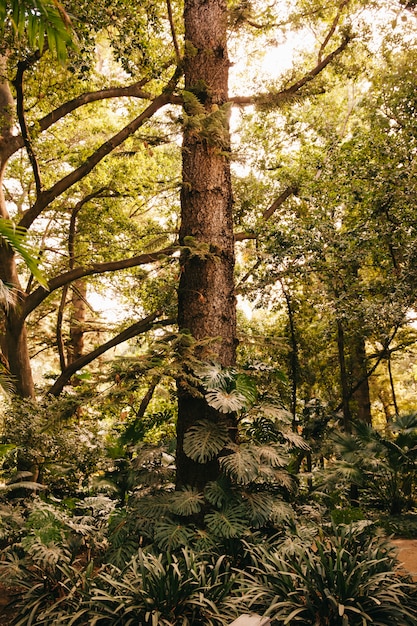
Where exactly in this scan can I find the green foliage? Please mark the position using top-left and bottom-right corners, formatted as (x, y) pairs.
(327, 415), (417, 515)
(0, 218), (47, 290)
(241, 523), (417, 625)
(0, 397), (105, 497)
(0, 0), (74, 62)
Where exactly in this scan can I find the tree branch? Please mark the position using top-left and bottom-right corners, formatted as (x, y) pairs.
(317, 0), (350, 63)
(234, 184), (297, 241)
(18, 75), (180, 230)
(231, 35), (351, 106)
(13, 53), (43, 196)
(23, 246), (178, 317)
(48, 312), (175, 396)
(166, 0), (181, 64)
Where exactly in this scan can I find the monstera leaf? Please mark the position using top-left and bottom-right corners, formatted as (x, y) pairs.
(183, 419), (230, 463)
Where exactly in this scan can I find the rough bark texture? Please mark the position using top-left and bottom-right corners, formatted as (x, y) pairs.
(176, 0), (237, 489)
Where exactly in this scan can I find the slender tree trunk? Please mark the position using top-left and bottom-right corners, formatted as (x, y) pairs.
(67, 280), (87, 365)
(336, 319), (352, 432)
(387, 353), (399, 417)
(176, 0), (237, 489)
(350, 332), (372, 424)
(0, 55), (35, 398)
(280, 279), (298, 426)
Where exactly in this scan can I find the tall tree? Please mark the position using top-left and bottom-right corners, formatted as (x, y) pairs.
(176, 0), (236, 488)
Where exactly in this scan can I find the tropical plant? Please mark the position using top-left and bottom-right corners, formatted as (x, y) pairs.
(240, 522), (417, 625)
(0, 0), (74, 61)
(328, 415), (417, 515)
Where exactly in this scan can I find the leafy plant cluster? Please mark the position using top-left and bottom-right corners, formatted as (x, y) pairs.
(1, 507), (417, 626)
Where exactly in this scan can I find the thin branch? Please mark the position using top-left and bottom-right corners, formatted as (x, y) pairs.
(334, 324), (401, 414)
(56, 284), (69, 371)
(166, 0), (181, 64)
(234, 184), (297, 242)
(48, 313), (175, 396)
(317, 0), (350, 63)
(23, 245), (179, 317)
(13, 53), (43, 196)
(18, 88), (176, 230)
(231, 35), (351, 106)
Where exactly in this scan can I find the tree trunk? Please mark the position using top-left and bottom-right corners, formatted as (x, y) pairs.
(176, 0), (237, 489)
(67, 280), (87, 365)
(0, 55), (35, 398)
(336, 319), (352, 432)
(349, 332), (372, 424)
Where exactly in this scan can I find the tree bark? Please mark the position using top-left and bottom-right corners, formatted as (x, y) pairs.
(0, 54), (35, 397)
(176, 0), (237, 489)
(350, 332), (372, 424)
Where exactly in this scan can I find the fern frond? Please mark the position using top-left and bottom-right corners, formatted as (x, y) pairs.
(204, 504), (248, 538)
(183, 420), (230, 463)
(219, 445), (259, 484)
(169, 487), (204, 516)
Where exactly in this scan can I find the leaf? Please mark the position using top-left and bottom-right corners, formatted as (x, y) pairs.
(169, 487), (204, 516)
(153, 520), (195, 550)
(183, 419), (230, 463)
(204, 504), (248, 538)
(205, 387), (247, 413)
(235, 373), (258, 406)
(2, 0), (75, 62)
(219, 445), (259, 484)
(204, 480), (230, 508)
(195, 362), (236, 390)
(0, 219), (48, 289)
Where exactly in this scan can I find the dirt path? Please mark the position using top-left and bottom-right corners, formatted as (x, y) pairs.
(391, 538), (417, 581)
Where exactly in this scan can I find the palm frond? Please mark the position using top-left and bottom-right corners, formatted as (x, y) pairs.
(0, 219), (48, 289)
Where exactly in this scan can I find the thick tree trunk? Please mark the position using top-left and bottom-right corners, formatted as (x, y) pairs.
(176, 0), (237, 489)
(0, 55), (35, 398)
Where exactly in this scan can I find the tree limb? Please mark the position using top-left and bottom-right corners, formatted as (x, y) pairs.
(18, 79), (180, 230)
(230, 35), (351, 106)
(234, 184), (297, 241)
(48, 312), (175, 396)
(23, 245), (178, 317)
(13, 53), (43, 195)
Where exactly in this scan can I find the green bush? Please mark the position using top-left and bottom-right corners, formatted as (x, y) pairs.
(240, 522), (417, 625)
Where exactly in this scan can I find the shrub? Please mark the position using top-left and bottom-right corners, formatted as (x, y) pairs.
(240, 522), (417, 625)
